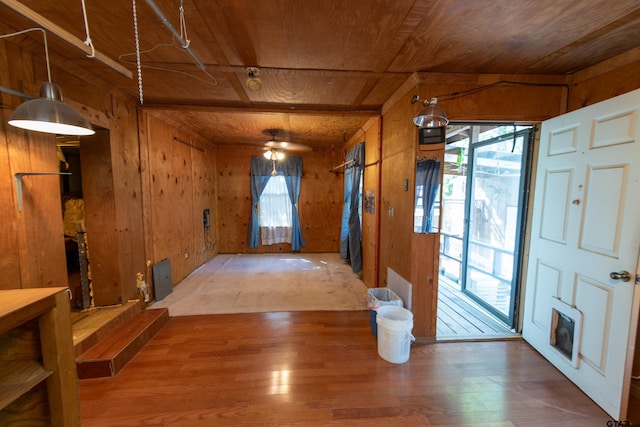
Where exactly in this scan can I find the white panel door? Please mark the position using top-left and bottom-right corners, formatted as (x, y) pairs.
(523, 88), (640, 419)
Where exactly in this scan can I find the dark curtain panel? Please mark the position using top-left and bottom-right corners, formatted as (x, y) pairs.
(415, 158), (441, 233)
(339, 143), (365, 273)
(248, 156), (304, 249)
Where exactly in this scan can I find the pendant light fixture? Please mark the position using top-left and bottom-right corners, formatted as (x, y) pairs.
(411, 96), (449, 128)
(4, 28), (95, 136)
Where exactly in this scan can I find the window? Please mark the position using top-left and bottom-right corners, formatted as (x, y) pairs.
(414, 185), (424, 232)
(413, 159), (441, 234)
(248, 155), (305, 251)
(259, 176), (292, 245)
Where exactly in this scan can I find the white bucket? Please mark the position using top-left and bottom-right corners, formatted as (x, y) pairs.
(375, 306), (415, 364)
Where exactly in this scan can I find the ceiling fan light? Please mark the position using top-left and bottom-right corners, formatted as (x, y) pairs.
(263, 149), (285, 160)
(8, 82), (95, 136)
(413, 97), (449, 128)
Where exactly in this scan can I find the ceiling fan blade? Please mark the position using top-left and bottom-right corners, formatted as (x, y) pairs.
(264, 140), (312, 152)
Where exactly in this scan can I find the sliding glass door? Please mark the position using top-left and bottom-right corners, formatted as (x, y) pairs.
(440, 124), (534, 328)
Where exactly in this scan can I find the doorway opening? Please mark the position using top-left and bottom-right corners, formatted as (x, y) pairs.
(58, 130), (126, 309)
(58, 137), (88, 310)
(436, 123), (535, 340)
(59, 131), (138, 351)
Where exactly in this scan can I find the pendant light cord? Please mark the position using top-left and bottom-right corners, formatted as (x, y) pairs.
(179, 0), (190, 48)
(132, 0), (144, 105)
(0, 28), (51, 83)
(80, 0), (95, 58)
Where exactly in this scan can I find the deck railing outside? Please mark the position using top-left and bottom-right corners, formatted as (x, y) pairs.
(440, 230), (512, 316)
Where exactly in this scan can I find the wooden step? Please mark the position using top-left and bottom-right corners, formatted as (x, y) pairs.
(72, 300), (142, 357)
(76, 309), (169, 379)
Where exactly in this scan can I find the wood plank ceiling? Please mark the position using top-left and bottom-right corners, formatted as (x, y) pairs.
(1, 0), (640, 150)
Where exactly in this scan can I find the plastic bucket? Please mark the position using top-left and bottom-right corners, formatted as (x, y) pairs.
(375, 306), (414, 364)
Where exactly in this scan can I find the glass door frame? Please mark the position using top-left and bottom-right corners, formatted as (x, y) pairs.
(457, 124), (535, 328)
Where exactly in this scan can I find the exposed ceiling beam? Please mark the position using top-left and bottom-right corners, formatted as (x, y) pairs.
(119, 62), (408, 80)
(141, 103), (380, 116)
(0, 0), (133, 79)
(190, 1), (255, 105)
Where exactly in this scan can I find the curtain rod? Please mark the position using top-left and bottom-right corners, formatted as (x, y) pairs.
(331, 159), (355, 171)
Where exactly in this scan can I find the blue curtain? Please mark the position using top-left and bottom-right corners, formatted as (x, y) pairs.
(415, 158), (441, 233)
(248, 173), (271, 248)
(339, 143), (364, 273)
(283, 174), (305, 251)
(248, 156), (305, 250)
(339, 167), (352, 259)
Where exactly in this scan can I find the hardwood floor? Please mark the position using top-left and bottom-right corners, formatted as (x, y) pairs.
(79, 311), (614, 426)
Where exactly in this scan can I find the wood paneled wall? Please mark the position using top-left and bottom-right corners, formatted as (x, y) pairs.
(0, 54), (218, 300)
(1, 36), (153, 305)
(568, 47), (640, 110)
(0, 37), (68, 290)
(80, 130), (121, 306)
(345, 118), (382, 288)
(139, 113), (218, 289)
(299, 150), (343, 252)
(0, 116), (21, 287)
(190, 140), (218, 264)
(215, 146), (251, 252)
(378, 95), (423, 290)
(0, 120), (67, 289)
(377, 59), (640, 337)
(216, 145), (342, 254)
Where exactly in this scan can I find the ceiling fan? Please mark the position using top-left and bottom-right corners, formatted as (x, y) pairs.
(262, 129), (311, 175)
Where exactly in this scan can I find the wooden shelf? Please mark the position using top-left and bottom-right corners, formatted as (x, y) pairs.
(0, 288), (80, 426)
(0, 361), (52, 410)
(0, 288), (58, 334)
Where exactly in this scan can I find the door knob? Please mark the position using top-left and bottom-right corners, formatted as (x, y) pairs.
(610, 271), (631, 282)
